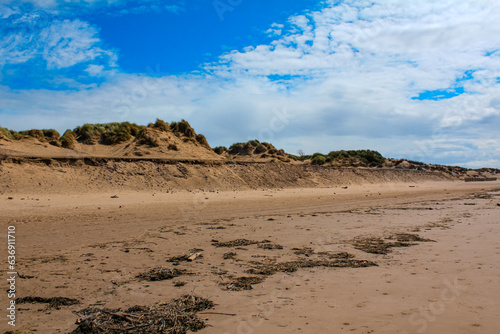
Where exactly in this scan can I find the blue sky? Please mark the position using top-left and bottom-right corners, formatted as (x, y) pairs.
(1, 0), (500, 168)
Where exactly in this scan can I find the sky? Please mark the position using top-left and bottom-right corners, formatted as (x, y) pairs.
(1, 0), (500, 168)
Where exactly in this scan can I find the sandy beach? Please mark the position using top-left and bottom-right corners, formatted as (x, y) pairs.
(3, 1), (500, 332)
(1, 180), (499, 333)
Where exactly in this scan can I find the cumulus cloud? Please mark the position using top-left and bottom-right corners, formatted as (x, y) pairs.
(266, 23), (284, 37)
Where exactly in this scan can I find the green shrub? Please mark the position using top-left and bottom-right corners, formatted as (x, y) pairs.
(39, 129), (61, 146)
(74, 124), (104, 144)
(127, 122), (145, 136)
(327, 149), (385, 166)
(254, 144), (267, 154)
(248, 139), (260, 147)
(41, 129), (61, 140)
(195, 134), (210, 148)
(73, 122), (142, 145)
(311, 155), (327, 165)
(328, 150), (349, 160)
(311, 152), (324, 159)
(18, 129), (45, 140)
(100, 124), (132, 145)
(213, 146), (227, 154)
(228, 140), (262, 155)
(228, 142), (244, 151)
(0, 127), (19, 140)
(60, 130), (76, 149)
(170, 119), (195, 138)
(136, 128), (160, 147)
(267, 148), (278, 154)
(151, 119), (170, 132)
(355, 150), (385, 166)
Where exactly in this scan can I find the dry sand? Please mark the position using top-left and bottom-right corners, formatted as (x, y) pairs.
(1, 180), (500, 333)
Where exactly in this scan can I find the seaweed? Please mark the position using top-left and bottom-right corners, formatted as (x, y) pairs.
(71, 295), (213, 334)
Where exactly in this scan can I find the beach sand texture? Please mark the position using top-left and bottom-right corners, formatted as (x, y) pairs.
(1, 180), (499, 333)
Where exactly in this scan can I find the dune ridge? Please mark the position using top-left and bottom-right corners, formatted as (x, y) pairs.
(1, 119), (498, 195)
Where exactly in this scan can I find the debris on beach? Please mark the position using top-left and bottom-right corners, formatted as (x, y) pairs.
(319, 251), (356, 259)
(211, 239), (271, 248)
(71, 295), (214, 334)
(222, 252), (237, 260)
(174, 281), (187, 287)
(167, 251), (203, 264)
(188, 252), (202, 261)
(220, 276), (264, 291)
(16, 296), (80, 309)
(352, 237), (411, 254)
(293, 247), (355, 259)
(246, 258), (377, 276)
(391, 233), (435, 243)
(292, 247), (315, 256)
(137, 267), (188, 281)
(352, 233), (434, 254)
(257, 243), (284, 250)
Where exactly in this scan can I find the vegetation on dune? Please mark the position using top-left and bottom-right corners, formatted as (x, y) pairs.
(213, 146), (227, 155)
(311, 154), (327, 165)
(136, 127), (161, 147)
(1, 127), (61, 146)
(73, 122), (144, 145)
(148, 118), (170, 132)
(72, 124), (101, 144)
(254, 143), (267, 154)
(328, 149), (385, 166)
(195, 133), (210, 148)
(228, 139), (281, 156)
(41, 129), (61, 140)
(160, 119), (211, 148)
(170, 119), (196, 138)
(19, 129), (45, 140)
(0, 126), (20, 140)
(2, 119), (387, 167)
(294, 149), (386, 166)
(228, 140), (257, 155)
(100, 127), (131, 145)
(60, 129), (76, 149)
(43, 129), (62, 146)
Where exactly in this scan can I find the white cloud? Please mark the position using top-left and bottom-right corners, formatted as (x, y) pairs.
(460, 160), (500, 169)
(266, 23), (284, 36)
(39, 19), (115, 69)
(1, 0), (500, 167)
(0, 4), (17, 18)
(85, 64), (105, 76)
(0, 0), (186, 16)
(0, 14), (117, 77)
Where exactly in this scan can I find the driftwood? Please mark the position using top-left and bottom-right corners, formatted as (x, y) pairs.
(188, 252), (202, 261)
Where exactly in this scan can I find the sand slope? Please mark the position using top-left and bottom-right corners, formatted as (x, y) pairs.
(0, 156), (459, 195)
